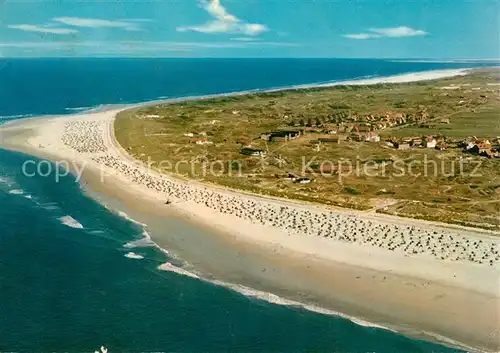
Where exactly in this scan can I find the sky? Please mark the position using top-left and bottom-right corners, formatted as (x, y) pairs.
(0, 0), (499, 59)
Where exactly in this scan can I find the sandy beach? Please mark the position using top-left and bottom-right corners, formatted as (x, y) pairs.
(1, 70), (499, 352)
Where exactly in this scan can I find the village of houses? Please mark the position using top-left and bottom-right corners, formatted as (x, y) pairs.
(151, 107), (498, 185)
(143, 104), (500, 162)
(188, 110), (500, 157)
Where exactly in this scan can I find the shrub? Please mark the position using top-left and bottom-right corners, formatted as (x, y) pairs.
(343, 186), (361, 195)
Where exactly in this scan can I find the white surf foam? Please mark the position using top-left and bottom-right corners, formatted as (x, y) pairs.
(65, 106), (93, 112)
(155, 257), (394, 332)
(123, 238), (156, 248)
(58, 215), (84, 229)
(124, 252), (144, 260)
(123, 229), (156, 249)
(65, 105), (105, 114)
(157, 262), (200, 279)
(154, 256), (472, 350)
(39, 202), (60, 211)
(0, 113), (33, 120)
(8, 189), (24, 195)
(117, 211), (147, 227)
(209, 279), (394, 332)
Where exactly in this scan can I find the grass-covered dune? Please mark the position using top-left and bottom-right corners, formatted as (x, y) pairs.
(116, 69), (500, 230)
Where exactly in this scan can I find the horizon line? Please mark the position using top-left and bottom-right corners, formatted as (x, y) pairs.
(1, 56), (500, 61)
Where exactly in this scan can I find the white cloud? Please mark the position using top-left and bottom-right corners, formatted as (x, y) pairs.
(370, 26), (428, 37)
(0, 40), (299, 56)
(7, 24), (78, 35)
(344, 26), (428, 40)
(53, 17), (142, 31)
(177, 0), (268, 36)
(230, 37), (259, 42)
(344, 33), (375, 40)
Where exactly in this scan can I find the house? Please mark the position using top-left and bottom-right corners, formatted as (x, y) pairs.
(349, 133), (363, 142)
(269, 130), (300, 142)
(411, 138), (422, 147)
(435, 141), (448, 150)
(240, 147), (266, 157)
(476, 140), (492, 154)
(467, 140), (492, 156)
(462, 136), (478, 150)
(425, 136), (437, 148)
(397, 142), (410, 150)
(363, 132), (380, 142)
(465, 141), (476, 150)
(477, 139), (491, 148)
(183, 132), (195, 137)
(358, 125), (371, 133)
(193, 138), (213, 145)
(304, 127), (323, 134)
(318, 136), (341, 144)
(275, 173), (297, 180)
(481, 149), (496, 158)
(260, 133), (272, 141)
(293, 177), (312, 184)
(440, 118), (450, 124)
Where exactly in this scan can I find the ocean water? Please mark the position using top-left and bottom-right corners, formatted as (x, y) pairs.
(0, 58), (497, 120)
(0, 58), (492, 352)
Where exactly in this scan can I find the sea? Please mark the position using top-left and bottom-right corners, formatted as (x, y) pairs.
(0, 58), (497, 352)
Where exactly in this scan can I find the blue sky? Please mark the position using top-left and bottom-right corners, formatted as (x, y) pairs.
(1, 0), (498, 58)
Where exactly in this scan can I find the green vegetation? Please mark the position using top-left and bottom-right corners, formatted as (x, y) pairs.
(343, 187), (361, 195)
(115, 69), (500, 230)
(381, 106), (500, 139)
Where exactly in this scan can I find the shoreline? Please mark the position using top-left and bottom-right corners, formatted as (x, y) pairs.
(0, 147), (487, 353)
(1, 68), (499, 352)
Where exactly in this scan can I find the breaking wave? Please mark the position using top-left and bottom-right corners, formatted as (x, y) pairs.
(123, 230), (156, 249)
(116, 211), (147, 227)
(116, 212), (169, 254)
(65, 105), (103, 114)
(124, 252), (144, 260)
(39, 202), (60, 211)
(0, 113), (33, 120)
(8, 189), (24, 195)
(58, 215), (84, 229)
(209, 278), (395, 330)
(155, 261), (396, 334)
(157, 262), (200, 279)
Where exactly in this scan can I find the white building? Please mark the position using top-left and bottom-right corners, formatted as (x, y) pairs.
(425, 137), (437, 148)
